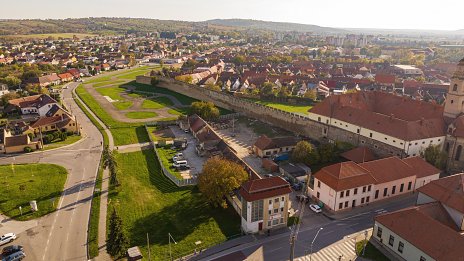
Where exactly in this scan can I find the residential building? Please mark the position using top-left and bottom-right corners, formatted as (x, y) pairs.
(252, 135), (299, 158)
(0, 129), (42, 153)
(340, 146), (378, 163)
(0, 83), (9, 97)
(239, 176), (292, 233)
(279, 162), (311, 183)
(5, 94), (59, 117)
(310, 156), (440, 212)
(373, 173), (464, 261)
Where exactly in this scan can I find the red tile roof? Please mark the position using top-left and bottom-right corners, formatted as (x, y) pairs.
(402, 156), (441, 178)
(253, 135), (299, 151)
(240, 176), (292, 202)
(340, 147), (378, 163)
(375, 202), (464, 260)
(314, 161), (376, 191)
(417, 173), (464, 213)
(375, 74), (395, 84)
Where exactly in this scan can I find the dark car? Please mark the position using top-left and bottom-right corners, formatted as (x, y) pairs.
(292, 183), (302, 191)
(1, 245), (23, 256)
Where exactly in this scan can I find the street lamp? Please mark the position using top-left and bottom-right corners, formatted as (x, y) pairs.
(309, 227), (323, 261)
(169, 233), (177, 261)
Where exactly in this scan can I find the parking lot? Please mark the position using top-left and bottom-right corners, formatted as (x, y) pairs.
(168, 125), (206, 179)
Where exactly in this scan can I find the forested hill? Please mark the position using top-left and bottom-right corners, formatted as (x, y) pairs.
(205, 19), (346, 33)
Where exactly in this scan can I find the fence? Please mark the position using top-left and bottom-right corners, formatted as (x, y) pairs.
(145, 122), (198, 187)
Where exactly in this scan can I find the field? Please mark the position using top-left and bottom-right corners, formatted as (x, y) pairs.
(128, 82), (198, 106)
(125, 111), (158, 119)
(0, 163), (68, 221)
(254, 100), (313, 115)
(109, 150), (241, 260)
(76, 85), (149, 146)
(96, 86), (133, 110)
(356, 240), (389, 261)
(42, 135), (82, 150)
(156, 146), (183, 179)
(3, 33), (96, 40)
(141, 97), (174, 109)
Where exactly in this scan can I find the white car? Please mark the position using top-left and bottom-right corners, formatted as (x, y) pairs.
(309, 204), (322, 213)
(0, 233), (16, 246)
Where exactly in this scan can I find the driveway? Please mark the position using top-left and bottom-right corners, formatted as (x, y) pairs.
(169, 125), (205, 178)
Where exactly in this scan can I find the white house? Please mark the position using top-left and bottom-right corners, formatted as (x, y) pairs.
(6, 94), (59, 117)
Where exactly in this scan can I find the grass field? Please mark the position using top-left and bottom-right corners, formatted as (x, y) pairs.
(254, 100), (313, 115)
(76, 85), (149, 146)
(127, 82), (198, 106)
(4, 33), (96, 39)
(356, 240), (389, 261)
(42, 135), (82, 150)
(96, 86), (134, 110)
(109, 150), (240, 260)
(93, 80), (126, 88)
(142, 97), (174, 109)
(0, 163), (67, 221)
(126, 111), (158, 119)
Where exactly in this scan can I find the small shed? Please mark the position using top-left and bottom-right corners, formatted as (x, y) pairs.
(127, 246), (143, 261)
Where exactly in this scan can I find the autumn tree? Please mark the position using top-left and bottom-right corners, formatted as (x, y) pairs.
(261, 82), (276, 97)
(198, 157), (248, 208)
(190, 101), (220, 120)
(303, 89), (317, 101)
(291, 141), (320, 166)
(422, 144), (447, 170)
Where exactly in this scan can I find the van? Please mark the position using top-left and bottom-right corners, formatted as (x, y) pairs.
(173, 160), (188, 168)
(3, 250), (26, 261)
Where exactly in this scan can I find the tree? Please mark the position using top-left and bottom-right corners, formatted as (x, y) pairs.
(2, 75), (21, 87)
(205, 83), (222, 92)
(107, 208), (129, 258)
(318, 143), (337, 163)
(198, 157), (248, 208)
(422, 145), (447, 170)
(0, 92), (20, 106)
(291, 141), (320, 166)
(303, 89), (317, 101)
(233, 55), (246, 64)
(190, 101), (220, 120)
(150, 76), (159, 86)
(261, 82), (275, 97)
(103, 146), (119, 186)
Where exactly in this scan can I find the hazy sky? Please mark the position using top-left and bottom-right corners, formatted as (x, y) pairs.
(4, 0), (464, 30)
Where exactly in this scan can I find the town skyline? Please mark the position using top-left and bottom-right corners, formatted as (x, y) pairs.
(4, 0), (464, 31)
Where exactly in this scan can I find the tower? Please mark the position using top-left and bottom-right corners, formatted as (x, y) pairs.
(444, 58), (464, 118)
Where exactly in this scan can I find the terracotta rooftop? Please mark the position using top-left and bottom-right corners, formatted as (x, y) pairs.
(8, 94), (57, 109)
(340, 147), (378, 163)
(375, 202), (464, 260)
(417, 173), (464, 213)
(253, 135), (299, 151)
(240, 176), (292, 202)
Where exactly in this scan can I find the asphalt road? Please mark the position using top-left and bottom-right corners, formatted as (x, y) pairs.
(202, 193), (416, 261)
(0, 82), (103, 261)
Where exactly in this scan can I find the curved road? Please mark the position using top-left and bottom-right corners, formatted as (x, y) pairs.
(0, 82), (103, 261)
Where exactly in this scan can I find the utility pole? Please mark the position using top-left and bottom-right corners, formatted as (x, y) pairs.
(289, 171), (311, 260)
(309, 227), (323, 261)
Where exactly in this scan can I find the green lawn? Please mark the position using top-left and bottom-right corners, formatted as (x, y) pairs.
(126, 111), (158, 119)
(93, 80), (126, 88)
(356, 240), (390, 261)
(109, 150), (241, 260)
(254, 100), (313, 115)
(156, 146), (183, 179)
(127, 82), (198, 106)
(141, 97), (174, 109)
(116, 67), (159, 80)
(0, 163), (68, 221)
(96, 86), (127, 101)
(42, 135), (82, 150)
(76, 85), (149, 146)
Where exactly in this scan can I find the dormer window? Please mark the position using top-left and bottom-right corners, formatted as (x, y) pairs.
(453, 84), (458, 91)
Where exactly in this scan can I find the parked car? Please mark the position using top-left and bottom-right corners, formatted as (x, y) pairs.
(178, 165), (191, 170)
(172, 156), (185, 162)
(292, 183), (302, 191)
(309, 204), (322, 213)
(0, 233), (16, 246)
(1, 245), (23, 256)
(184, 129), (190, 133)
(2, 250), (26, 261)
(296, 195), (309, 203)
(173, 160), (188, 168)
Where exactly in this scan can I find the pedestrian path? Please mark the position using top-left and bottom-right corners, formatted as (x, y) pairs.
(296, 238), (356, 261)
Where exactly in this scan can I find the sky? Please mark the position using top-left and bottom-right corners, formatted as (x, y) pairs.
(3, 0), (464, 31)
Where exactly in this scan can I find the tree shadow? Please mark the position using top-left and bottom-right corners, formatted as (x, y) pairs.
(136, 126), (149, 143)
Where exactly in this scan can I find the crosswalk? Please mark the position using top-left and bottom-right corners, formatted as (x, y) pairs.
(296, 239), (356, 261)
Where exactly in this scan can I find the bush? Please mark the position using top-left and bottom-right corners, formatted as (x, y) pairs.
(23, 147), (32, 153)
(60, 132), (67, 141)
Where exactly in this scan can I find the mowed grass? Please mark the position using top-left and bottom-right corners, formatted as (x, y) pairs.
(125, 111), (158, 119)
(76, 85), (149, 146)
(0, 163), (67, 221)
(42, 135), (82, 150)
(141, 97), (174, 109)
(110, 151), (240, 260)
(127, 82), (198, 106)
(254, 100), (313, 115)
(356, 240), (390, 261)
(96, 86), (133, 110)
(156, 146), (183, 179)
(93, 80), (126, 88)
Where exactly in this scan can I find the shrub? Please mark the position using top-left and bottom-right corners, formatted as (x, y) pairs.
(23, 147), (32, 153)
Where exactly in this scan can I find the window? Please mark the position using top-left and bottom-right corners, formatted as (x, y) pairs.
(400, 183), (404, 193)
(383, 188), (388, 197)
(274, 208), (278, 214)
(392, 186), (396, 195)
(361, 197), (365, 204)
(340, 191), (344, 198)
(268, 221), (271, 226)
(370, 133), (373, 138)
(453, 83), (458, 91)
(281, 197), (285, 201)
(241, 198), (247, 221)
(269, 200), (272, 204)
(318, 117), (321, 122)
(280, 207), (284, 212)
(251, 200), (264, 222)
(456, 145), (462, 161)
(317, 181), (321, 188)
(366, 196), (370, 203)
(361, 140), (365, 144)
(384, 137), (387, 140)
(420, 256), (427, 261)
(368, 185), (372, 192)
(268, 210), (272, 215)
(451, 100), (454, 104)
(357, 129), (360, 134)
(280, 218), (284, 224)
(398, 242), (404, 253)
(346, 190), (350, 196)
(344, 201), (348, 208)
(408, 181), (412, 190)
(339, 202), (343, 209)
(389, 235), (395, 246)
(274, 198), (279, 203)
(362, 186), (366, 193)
(354, 188), (358, 195)
(375, 190), (379, 199)
(377, 227), (383, 238)
(272, 219), (279, 225)
(317, 192), (320, 199)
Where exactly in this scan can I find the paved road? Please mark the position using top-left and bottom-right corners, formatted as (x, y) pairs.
(198, 194), (416, 261)
(0, 82), (103, 261)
